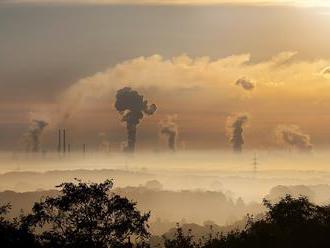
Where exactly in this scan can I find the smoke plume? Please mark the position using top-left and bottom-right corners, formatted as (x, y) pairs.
(226, 114), (249, 153)
(115, 87), (157, 152)
(275, 125), (313, 152)
(25, 120), (48, 152)
(160, 116), (178, 152)
(235, 78), (255, 91)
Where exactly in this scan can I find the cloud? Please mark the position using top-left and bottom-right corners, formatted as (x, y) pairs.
(58, 51), (330, 122)
(270, 51), (298, 66)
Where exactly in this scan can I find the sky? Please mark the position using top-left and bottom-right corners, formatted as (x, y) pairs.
(1, 1), (330, 151)
(1, 0), (330, 7)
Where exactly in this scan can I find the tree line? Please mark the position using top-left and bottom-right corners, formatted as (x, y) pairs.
(1, 180), (330, 248)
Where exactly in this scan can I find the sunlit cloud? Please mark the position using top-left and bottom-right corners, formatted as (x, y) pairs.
(58, 52), (330, 122)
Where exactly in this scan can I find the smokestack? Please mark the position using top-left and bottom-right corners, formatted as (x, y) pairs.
(83, 144), (86, 154)
(58, 129), (61, 153)
(226, 114), (249, 153)
(68, 144), (71, 153)
(115, 87), (157, 153)
(63, 129), (66, 153)
(160, 116), (178, 152)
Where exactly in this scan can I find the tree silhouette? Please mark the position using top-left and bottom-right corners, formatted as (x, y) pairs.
(243, 195), (330, 248)
(23, 179), (150, 248)
(163, 224), (196, 248)
(164, 195), (330, 248)
(2, 181), (330, 248)
(0, 203), (39, 248)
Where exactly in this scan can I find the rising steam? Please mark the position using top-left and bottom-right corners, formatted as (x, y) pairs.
(115, 87), (157, 152)
(226, 114), (249, 153)
(24, 120), (48, 152)
(235, 78), (256, 91)
(160, 116), (178, 152)
(275, 125), (313, 152)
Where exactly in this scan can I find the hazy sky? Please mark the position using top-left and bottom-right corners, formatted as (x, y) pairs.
(2, 0), (330, 7)
(1, 1), (330, 151)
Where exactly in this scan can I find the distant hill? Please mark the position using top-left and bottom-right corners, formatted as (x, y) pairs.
(0, 169), (153, 192)
(266, 184), (330, 204)
(0, 185), (263, 230)
(0, 189), (58, 217)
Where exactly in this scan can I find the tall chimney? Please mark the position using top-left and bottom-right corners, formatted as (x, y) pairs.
(58, 129), (61, 153)
(63, 129), (66, 153)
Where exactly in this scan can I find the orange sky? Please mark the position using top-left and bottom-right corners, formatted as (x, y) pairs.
(1, 3), (330, 151)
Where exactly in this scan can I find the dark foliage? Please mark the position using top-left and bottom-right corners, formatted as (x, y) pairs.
(0, 203), (40, 248)
(164, 195), (330, 248)
(2, 181), (330, 248)
(23, 179), (150, 248)
(163, 224), (196, 248)
(0, 179), (150, 248)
